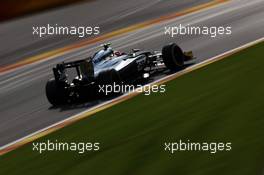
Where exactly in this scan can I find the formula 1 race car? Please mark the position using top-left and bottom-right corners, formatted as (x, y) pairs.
(46, 43), (195, 105)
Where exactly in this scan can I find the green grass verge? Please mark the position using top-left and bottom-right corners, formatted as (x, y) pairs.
(1, 42), (264, 175)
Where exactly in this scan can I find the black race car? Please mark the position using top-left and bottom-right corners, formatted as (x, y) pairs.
(46, 43), (195, 105)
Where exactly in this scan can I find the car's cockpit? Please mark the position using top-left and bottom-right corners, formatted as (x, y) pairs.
(92, 46), (114, 64)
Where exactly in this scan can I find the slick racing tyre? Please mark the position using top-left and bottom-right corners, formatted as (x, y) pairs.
(96, 69), (122, 96)
(162, 43), (184, 71)
(45, 78), (67, 106)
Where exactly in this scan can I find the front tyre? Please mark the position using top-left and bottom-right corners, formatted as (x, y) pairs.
(162, 43), (184, 71)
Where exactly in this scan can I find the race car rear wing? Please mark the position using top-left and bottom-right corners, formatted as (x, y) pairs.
(53, 58), (94, 83)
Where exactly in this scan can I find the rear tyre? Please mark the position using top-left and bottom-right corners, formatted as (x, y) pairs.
(162, 43), (184, 71)
(45, 78), (67, 106)
(96, 69), (122, 96)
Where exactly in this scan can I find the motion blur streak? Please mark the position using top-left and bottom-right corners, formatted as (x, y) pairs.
(1, 37), (263, 156)
(0, 0), (263, 153)
(0, 0), (229, 74)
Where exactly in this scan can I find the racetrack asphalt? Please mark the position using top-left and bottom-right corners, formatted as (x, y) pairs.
(0, 0), (211, 67)
(0, 0), (264, 147)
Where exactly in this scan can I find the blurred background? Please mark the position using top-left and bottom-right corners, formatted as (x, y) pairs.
(0, 0), (89, 22)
